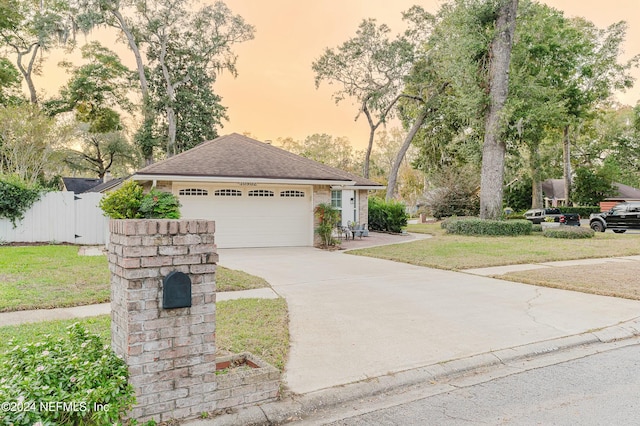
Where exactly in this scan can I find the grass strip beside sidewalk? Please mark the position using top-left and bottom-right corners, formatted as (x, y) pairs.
(352, 224), (640, 270)
(0, 298), (289, 371)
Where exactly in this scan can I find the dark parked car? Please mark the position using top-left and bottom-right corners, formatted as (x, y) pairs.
(590, 202), (640, 233)
(523, 208), (581, 226)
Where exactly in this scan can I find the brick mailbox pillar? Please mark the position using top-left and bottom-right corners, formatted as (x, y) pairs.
(108, 219), (217, 422)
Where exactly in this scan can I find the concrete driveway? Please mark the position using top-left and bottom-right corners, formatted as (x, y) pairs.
(218, 247), (640, 395)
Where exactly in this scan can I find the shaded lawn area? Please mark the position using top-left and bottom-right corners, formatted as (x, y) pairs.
(0, 298), (289, 371)
(0, 245), (110, 312)
(0, 245), (268, 312)
(352, 224), (640, 270)
(496, 261), (640, 301)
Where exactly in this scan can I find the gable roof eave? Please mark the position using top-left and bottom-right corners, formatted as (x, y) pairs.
(132, 173), (356, 187)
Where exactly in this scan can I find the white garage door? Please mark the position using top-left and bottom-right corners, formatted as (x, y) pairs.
(175, 184), (313, 248)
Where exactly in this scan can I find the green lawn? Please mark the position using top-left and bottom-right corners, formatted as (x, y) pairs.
(0, 246), (268, 312)
(0, 244), (288, 370)
(0, 299), (289, 371)
(216, 266), (270, 292)
(0, 245), (110, 312)
(352, 224), (640, 270)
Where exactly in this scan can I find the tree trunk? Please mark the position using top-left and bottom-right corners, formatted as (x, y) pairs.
(529, 142), (543, 208)
(109, 9), (154, 164)
(361, 102), (379, 179)
(385, 109), (427, 201)
(562, 124), (571, 206)
(479, 0), (518, 220)
(15, 44), (39, 104)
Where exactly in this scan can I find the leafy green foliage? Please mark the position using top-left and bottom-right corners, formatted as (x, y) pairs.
(0, 323), (136, 425)
(571, 166), (616, 206)
(559, 206), (600, 216)
(504, 176), (533, 211)
(314, 202), (340, 247)
(368, 197), (408, 233)
(139, 188), (181, 219)
(543, 226), (595, 239)
(0, 175), (42, 226)
(445, 218), (532, 236)
(98, 180), (144, 219)
(99, 181), (181, 219)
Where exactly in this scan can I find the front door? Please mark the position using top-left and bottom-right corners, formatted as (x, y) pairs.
(331, 189), (358, 226)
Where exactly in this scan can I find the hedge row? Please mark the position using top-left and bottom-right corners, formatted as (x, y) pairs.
(558, 206), (601, 216)
(368, 197), (408, 233)
(543, 226), (595, 239)
(443, 218), (532, 236)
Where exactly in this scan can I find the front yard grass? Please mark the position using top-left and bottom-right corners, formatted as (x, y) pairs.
(496, 261), (640, 301)
(0, 246), (269, 312)
(0, 245), (110, 312)
(351, 228), (640, 270)
(0, 298), (289, 371)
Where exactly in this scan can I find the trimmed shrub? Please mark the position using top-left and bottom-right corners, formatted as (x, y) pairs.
(559, 206), (600, 217)
(0, 323), (136, 425)
(440, 216), (476, 230)
(368, 197), (408, 233)
(99, 180), (144, 219)
(0, 175), (42, 227)
(99, 181), (181, 219)
(543, 226), (595, 239)
(445, 218), (532, 236)
(531, 224), (543, 233)
(139, 188), (181, 219)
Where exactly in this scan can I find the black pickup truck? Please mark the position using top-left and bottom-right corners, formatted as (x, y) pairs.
(523, 208), (581, 226)
(590, 202), (640, 233)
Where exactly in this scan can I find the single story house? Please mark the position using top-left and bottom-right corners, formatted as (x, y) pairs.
(132, 133), (384, 248)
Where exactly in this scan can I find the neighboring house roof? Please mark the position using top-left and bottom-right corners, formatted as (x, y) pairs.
(62, 177), (102, 194)
(133, 133), (384, 188)
(84, 177), (126, 194)
(610, 182), (640, 200)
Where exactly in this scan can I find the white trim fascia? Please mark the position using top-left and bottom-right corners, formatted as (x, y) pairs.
(132, 174), (354, 186)
(331, 185), (386, 190)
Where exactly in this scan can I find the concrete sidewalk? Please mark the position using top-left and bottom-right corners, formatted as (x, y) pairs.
(0, 288), (280, 327)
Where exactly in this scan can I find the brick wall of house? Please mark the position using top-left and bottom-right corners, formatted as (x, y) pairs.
(357, 190), (368, 226)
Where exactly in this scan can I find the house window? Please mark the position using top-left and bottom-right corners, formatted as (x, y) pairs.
(179, 188), (208, 196)
(248, 189), (274, 197)
(214, 189), (242, 196)
(331, 190), (342, 209)
(280, 190), (305, 198)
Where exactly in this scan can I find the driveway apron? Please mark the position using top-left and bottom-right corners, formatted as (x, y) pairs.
(218, 247), (640, 395)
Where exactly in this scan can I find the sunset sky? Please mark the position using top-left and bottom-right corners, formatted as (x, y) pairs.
(35, 1), (640, 149)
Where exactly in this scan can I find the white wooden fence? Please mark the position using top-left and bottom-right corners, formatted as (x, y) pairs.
(0, 192), (108, 245)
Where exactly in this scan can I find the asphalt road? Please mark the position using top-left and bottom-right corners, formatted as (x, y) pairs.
(317, 343), (640, 426)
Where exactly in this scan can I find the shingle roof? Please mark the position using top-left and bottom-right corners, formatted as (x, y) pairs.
(135, 133), (383, 187)
(84, 177), (126, 193)
(62, 177), (102, 194)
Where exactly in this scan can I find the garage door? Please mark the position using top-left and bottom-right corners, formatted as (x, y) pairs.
(175, 184), (313, 248)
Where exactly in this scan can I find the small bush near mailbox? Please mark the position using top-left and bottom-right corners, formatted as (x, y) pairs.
(0, 323), (135, 425)
(445, 218), (532, 236)
(543, 226), (595, 239)
(99, 181), (181, 219)
(368, 197), (408, 233)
